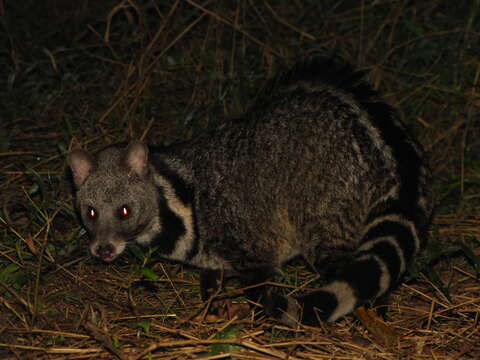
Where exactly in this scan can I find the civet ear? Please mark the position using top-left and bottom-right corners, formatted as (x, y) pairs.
(68, 148), (96, 188)
(125, 141), (149, 178)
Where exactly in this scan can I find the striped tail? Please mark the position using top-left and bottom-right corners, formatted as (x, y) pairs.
(299, 211), (423, 324)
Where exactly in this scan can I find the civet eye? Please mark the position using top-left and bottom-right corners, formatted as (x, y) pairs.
(86, 207), (97, 220)
(117, 205), (131, 220)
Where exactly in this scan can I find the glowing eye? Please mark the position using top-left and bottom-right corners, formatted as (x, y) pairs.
(87, 207), (97, 220)
(117, 205), (130, 220)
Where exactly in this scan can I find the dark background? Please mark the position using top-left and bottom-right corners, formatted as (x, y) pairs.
(0, 1), (479, 358)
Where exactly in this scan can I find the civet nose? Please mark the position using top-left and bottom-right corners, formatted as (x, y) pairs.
(96, 244), (115, 261)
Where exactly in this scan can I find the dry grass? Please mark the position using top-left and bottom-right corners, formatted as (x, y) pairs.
(1, 0), (479, 359)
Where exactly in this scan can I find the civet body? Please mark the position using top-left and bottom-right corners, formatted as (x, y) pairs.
(68, 57), (432, 325)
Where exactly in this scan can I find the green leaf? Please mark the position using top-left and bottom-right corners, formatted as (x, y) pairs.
(209, 324), (243, 355)
(140, 267), (160, 281)
(112, 336), (121, 348)
(0, 264), (19, 281)
(129, 245), (146, 262)
(136, 320), (151, 333)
